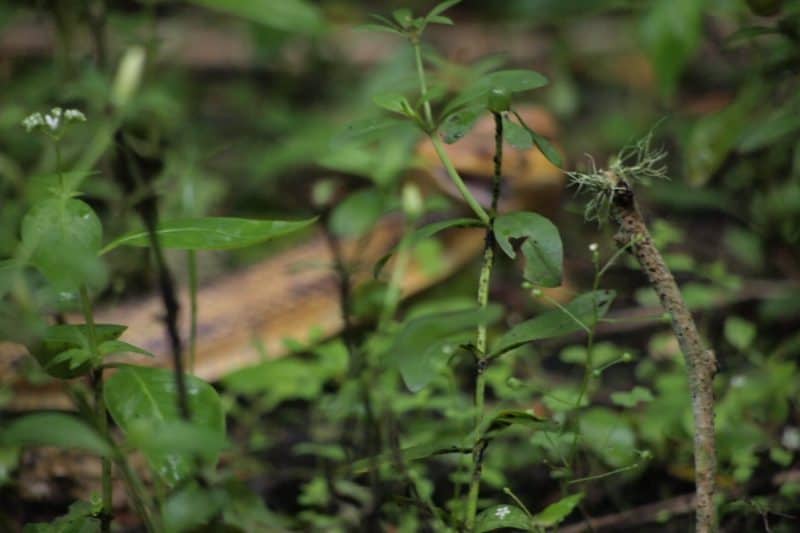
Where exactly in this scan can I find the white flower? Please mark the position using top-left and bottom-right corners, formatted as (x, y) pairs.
(22, 112), (44, 132)
(21, 107), (86, 135)
(44, 113), (60, 130)
(782, 427), (800, 450)
(495, 506), (511, 520)
(589, 242), (599, 252)
(64, 109), (86, 122)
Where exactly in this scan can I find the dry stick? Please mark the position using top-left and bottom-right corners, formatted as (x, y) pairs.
(610, 176), (717, 533)
(114, 133), (191, 420)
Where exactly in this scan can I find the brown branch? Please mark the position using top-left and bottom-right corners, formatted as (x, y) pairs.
(610, 178), (717, 533)
(560, 493), (696, 533)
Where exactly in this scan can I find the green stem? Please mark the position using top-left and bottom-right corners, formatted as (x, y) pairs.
(80, 286), (112, 532)
(187, 250), (198, 374)
(464, 112), (503, 531)
(430, 135), (490, 225)
(412, 37), (433, 129)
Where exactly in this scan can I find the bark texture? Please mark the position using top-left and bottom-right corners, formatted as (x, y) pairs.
(611, 178), (717, 533)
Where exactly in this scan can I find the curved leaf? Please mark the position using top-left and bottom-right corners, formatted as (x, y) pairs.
(21, 197), (105, 290)
(491, 290), (615, 357)
(387, 305), (503, 392)
(187, 0), (323, 34)
(494, 211), (563, 287)
(101, 216), (316, 253)
(374, 217), (483, 277)
(531, 493), (584, 527)
(104, 365), (225, 486)
(475, 504), (530, 532)
(1, 413), (111, 456)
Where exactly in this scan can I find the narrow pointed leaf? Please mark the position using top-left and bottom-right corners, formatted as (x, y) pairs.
(531, 493), (584, 527)
(101, 216), (316, 253)
(491, 290), (615, 357)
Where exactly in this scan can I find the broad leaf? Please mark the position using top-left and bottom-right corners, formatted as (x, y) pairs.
(610, 386), (654, 408)
(475, 504), (530, 532)
(104, 365), (225, 486)
(491, 290), (616, 357)
(374, 217), (483, 277)
(531, 493), (584, 527)
(494, 212), (563, 287)
(640, 0), (703, 96)
(1, 413), (111, 456)
(187, 0), (323, 34)
(162, 483), (226, 533)
(387, 305), (503, 392)
(578, 408), (636, 468)
(20, 197), (105, 290)
(102, 216), (315, 253)
(684, 84), (761, 185)
(330, 189), (385, 238)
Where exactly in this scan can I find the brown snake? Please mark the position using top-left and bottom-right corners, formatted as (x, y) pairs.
(1, 107), (562, 411)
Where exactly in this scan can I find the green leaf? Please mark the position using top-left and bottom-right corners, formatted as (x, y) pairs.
(223, 357), (336, 409)
(1, 413), (111, 456)
(610, 386), (654, 408)
(481, 409), (556, 438)
(24, 500), (101, 533)
(127, 419), (229, 464)
(162, 483), (225, 533)
(97, 339), (154, 358)
(426, 0), (462, 20)
(387, 305), (503, 392)
(684, 84), (762, 185)
(102, 216), (315, 253)
(502, 116), (533, 150)
(640, 0), (704, 97)
(493, 211), (563, 287)
(446, 70), (548, 114)
(104, 366), (225, 486)
(374, 217), (483, 277)
(372, 93), (415, 117)
(531, 493), (584, 527)
(392, 8), (413, 28)
(332, 117), (406, 147)
(20, 197), (105, 290)
(578, 408), (636, 468)
(187, 0), (323, 34)
(352, 433), (470, 473)
(440, 106), (483, 144)
(491, 290), (616, 357)
(30, 324), (127, 379)
(724, 316), (757, 351)
(512, 111), (563, 168)
(475, 504), (530, 532)
(330, 189), (385, 238)
(739, 96), (800, 152)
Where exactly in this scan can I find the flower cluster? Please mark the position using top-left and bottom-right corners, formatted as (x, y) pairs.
(21, 107), (86, 136)
(494, 505), (511, 519)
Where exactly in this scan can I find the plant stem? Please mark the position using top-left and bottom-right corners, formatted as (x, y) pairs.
(80, 286), (112, 532)
(611, 177), (717, 533)
(430, 135), (490, 225)
(187, 250), (198, 374)
(464, 112), (503, 531)
(411, 37), (434, 129)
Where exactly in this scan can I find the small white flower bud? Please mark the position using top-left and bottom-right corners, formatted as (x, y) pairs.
(589, 242), (599, 252)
